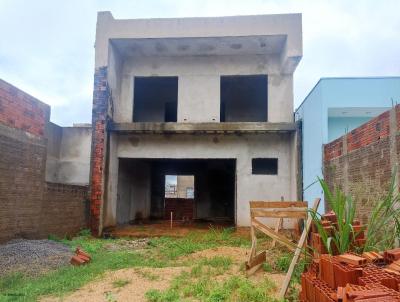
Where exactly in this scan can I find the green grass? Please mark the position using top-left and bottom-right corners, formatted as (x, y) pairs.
(136, 270), (160, 281)
(0, 228), (251, 302)
(145, 272), (280, 302)
(0, 228), (302, 302)
(112, 279), (130, 288)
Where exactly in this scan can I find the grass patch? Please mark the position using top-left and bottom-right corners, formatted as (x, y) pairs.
(0, 228), (251, 302)
(136, 270), (160, 281)
(112, 278), (130, 288)
(146, 272), (279, 302)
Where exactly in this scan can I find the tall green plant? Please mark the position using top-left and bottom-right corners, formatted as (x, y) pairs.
(363, 173), (400, 252)
(309, 178), (356, 255)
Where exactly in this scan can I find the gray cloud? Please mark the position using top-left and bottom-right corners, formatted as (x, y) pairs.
(0, 0), (399, 125)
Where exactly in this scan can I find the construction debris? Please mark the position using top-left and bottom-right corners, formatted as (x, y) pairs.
(299, 211), (400, 301)
(70, 247), (91, 266)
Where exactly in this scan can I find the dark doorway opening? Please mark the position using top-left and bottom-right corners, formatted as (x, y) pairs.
(133, 76), (178, 122)
(220, 75), (268, 122)
(116, 158), (236, 225)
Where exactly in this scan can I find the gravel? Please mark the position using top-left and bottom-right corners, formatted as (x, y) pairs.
(0, 239), (74, 277)
(104, 238), (150, 251)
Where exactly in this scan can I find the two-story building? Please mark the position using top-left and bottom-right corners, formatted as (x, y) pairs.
(89, 12), (303, 235)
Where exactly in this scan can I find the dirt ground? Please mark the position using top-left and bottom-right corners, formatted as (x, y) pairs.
(41, 247), (286, 302)
(110, 221), (245, 238)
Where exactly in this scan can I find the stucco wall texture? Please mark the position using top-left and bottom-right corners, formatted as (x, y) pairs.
(324, 106), (400, 222)
(91, 12), (303, 233)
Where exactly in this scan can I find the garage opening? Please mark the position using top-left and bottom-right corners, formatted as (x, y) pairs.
(220, 75), (268, 122)
(116, 159), (235, 228)
(133, 76), (178, 122)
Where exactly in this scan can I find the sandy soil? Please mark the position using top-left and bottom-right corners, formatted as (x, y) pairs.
(41, 246), (286, 302)
(41, 267), (187, 302)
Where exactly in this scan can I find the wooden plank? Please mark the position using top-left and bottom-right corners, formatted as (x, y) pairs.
(252, 218), (297, 251)
(271, 218), (283, 248)
(249, 201), (308, 209)
(251, 209), (307, 219)
(246, 262), (264, 276)
(246, 251), (266, 270)
(248, 223), (257, 263)
(278, 198), (321, 299)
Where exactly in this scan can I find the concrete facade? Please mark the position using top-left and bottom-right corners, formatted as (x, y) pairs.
(46, 123), (92, 185)
(90, 12), (303, 234)
(295, 77), (400, 212)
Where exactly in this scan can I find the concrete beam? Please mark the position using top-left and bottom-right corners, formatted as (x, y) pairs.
(109, 122), (297, 133)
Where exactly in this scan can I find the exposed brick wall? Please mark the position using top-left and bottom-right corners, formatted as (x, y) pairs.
(0, 80), (89, 243)
(42, 183), (88, 237)
(0, 125), (47, 242)
(0, 79), (50, 136)
(164, 198), (194, 220)
(323, 106), (399, 222)
(324, 137), (343, 162)
(89, 67), (109, 235)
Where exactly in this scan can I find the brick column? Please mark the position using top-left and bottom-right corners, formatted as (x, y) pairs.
(89, 67), (109, 235)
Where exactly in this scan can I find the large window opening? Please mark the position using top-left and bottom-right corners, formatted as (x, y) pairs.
(165, 175), (195, 199)
(133, 76), (178, 122)
(252, 158), (278, 175)
(220, 75), (268, 122)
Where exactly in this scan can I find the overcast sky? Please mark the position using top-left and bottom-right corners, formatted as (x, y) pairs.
(0, 0), (399, 126)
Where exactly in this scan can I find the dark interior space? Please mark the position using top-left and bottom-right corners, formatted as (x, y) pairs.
(252, 158), (278, 175)
(116, 158), (236, 225)
(220, 75), (268, 122)
(133, 76), (178, 122)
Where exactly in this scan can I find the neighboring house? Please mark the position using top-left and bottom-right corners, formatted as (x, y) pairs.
(89, 12), (303, 234)
(295, 77), (400, 212)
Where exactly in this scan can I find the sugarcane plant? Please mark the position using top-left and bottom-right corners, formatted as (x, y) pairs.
(310, 172), (400, 255)
(363, 172), (400, 252)
(309, 178), (357, 255)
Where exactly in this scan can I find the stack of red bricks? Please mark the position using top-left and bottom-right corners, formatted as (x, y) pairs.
(300, 211), (400, 301)
(311, 211), (366, 256)
(300, 251), (400, 301)
(70, 248), (92, 266)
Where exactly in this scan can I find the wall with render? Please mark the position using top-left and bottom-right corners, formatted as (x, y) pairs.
(46, 123), (92, 185)
(106, 132), (297, 227)
(117, 55), (294, 124)
(324, 106), (400, 223)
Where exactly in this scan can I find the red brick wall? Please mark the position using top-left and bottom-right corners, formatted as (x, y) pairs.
(164, 198), (194, 220)
(325, 108), (395, 161)
(89, 67), (109, 235)
(0, 80), (88, 242)
(42, 183), (88, 238)
(0, 79), (50, 137)
(323, 106), (399, 222)
(0, 126), (47, 242)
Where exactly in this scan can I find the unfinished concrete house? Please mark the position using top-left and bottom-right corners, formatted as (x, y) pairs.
(90, 12), (303, 235)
